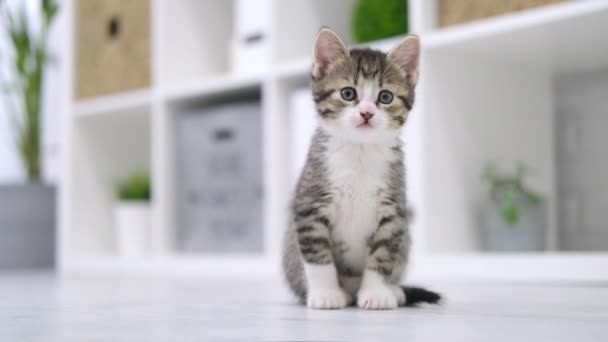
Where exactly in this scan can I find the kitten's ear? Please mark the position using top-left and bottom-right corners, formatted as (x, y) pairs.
(312, 28), (348, 79)
(387, 35), (421, 84)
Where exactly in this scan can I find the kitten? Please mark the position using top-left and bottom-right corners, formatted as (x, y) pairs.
(282, 28), (440, 310)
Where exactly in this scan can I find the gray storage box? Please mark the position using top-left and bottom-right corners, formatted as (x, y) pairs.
(176, 101), (263, 253)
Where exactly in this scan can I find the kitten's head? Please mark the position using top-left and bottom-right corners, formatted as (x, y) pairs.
(311, 28), (420, 143)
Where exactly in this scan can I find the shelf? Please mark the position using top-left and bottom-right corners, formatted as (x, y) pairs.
(62, 252), (608, 281)
(163, 73), (263, 103)
(275, 58), (311, 82)
(73, 89), (152, 118)
(422, 1), (608, 72)
(413, 252), (608, 282)
(62, 255), (277, 277)
(275, 35), (403, 81)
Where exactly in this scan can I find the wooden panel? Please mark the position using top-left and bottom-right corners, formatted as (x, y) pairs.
(75, 0), (150, 99)
(438, 0), (568, 27)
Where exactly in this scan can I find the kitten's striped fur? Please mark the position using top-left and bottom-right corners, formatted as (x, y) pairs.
(282, 28), (440, 310)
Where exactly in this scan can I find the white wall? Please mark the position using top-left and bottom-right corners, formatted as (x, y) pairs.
(0, 0), (66, 184)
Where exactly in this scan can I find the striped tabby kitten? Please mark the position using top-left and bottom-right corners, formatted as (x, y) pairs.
(282, 28), (440, 310)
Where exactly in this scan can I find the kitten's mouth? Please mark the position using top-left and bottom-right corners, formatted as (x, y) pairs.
(357, 121), (374, 129)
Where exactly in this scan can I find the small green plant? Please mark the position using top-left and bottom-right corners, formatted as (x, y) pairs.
(351, 0), (408, 43)
(117, 171), (151, 201)
(483, 163), (541, 226)
(1, 0), (59, 180)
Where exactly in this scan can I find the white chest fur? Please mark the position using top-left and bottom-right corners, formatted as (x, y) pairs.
(326, 140), (395, 273)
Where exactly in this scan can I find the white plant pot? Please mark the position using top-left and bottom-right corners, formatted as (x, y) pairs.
(481, 196), (546, 251)
(114, 201), (151, 258)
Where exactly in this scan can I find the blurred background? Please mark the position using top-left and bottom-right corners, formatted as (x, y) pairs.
(1, 0), (607, 282)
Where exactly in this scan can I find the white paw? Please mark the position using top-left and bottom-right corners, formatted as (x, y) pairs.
(390, 285), (406, 306)
(307, 288), (352, 310)
(357, 283), (398, 310)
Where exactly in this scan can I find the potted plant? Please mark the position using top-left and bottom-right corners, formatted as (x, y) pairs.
(115, 171), (151, 258)
(351, 0), (408, 43)
(0, 0), (59, 268)
(481, 163), (546, 251)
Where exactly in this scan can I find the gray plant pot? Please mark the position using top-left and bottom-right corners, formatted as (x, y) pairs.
(0, 184), (56, 268)
(481, 196), (546, 251)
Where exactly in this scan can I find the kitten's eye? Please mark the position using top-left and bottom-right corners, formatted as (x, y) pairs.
(340, 87), (357, 101)
(378, 90), (393, 104)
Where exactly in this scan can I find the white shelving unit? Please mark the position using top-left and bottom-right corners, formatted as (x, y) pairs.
(410, 0), (608, 281)
(59, 0), (608, 280)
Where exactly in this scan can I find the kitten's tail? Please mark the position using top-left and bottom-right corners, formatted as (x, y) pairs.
(402, 286), (442, 306)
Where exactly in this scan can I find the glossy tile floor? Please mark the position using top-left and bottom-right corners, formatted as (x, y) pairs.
(1, 272), (607, 341)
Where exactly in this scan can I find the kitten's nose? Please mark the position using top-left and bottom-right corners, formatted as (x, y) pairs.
(360, 112), (374, 121)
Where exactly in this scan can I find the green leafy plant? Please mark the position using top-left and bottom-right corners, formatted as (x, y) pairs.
(483, 163), (541, 226)
(117, 171), (151, 201)
(351, 0), (408, 43)
(1, 0), (59, 181)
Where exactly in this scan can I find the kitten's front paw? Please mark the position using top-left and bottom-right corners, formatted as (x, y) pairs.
(307, 288), (352, 310)
(357, 283), (398, 310)
(390, 284), (406, 306)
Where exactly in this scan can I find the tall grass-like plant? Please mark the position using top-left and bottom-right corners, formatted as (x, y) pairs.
(1, 0), (59, 180)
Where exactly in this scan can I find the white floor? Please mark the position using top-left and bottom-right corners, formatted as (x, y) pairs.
(1, 272), (607, 341)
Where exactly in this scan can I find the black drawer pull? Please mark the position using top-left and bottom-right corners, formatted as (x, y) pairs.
(214, 129), (234, 141)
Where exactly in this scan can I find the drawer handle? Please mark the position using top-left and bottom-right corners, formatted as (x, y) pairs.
(244, 32), (264, 44)
(214, 129), (234, 141)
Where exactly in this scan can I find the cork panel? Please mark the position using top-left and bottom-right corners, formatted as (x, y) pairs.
(439, 0), (569, 27)
(75, 0), (150, 99)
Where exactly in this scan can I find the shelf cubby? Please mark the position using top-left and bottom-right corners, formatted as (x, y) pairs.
(157, 83), (265, 255)
(274, 0), (356, 63)
(67, 108), (151, 257)
(156, 0), (234, 87)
